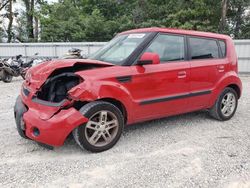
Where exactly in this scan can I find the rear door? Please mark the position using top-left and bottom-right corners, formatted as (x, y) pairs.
(188, 36), (227, 110)
(127, 33), (191, 121)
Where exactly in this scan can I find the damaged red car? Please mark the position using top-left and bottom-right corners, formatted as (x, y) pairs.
(14, 28), (242, 152)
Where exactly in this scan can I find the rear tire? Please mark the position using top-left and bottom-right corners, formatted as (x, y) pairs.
(2, 71), (13, 83)
(73, 101), (124, 152)
(209, 87), (238, 121)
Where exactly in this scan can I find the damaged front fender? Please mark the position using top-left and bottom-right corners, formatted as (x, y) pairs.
(68, 81), (98, 101)
(68, 79), (135, 123)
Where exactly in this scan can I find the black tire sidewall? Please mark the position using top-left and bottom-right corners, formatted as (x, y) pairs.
(217, 88), (238, 121)
(75, 102), (124, 152)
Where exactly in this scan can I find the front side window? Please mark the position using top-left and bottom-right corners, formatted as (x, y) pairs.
(190, 37), (219, 59)
(89, 33), (150, 65)
(144, 34), (185, 62)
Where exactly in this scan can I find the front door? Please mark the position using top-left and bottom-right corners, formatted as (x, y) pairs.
(127, 33), (191, 122)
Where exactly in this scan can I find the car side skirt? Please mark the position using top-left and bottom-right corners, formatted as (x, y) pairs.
(140, 90), (211, 105)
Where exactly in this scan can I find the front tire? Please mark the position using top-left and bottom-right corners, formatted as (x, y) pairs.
(209, 87), (238, 121)
(73, 101), (124, 152)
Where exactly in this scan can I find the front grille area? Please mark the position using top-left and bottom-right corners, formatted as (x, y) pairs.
(23, 87), (30, 97)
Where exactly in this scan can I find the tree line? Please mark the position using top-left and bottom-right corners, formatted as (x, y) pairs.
(0, 0), (249, 43)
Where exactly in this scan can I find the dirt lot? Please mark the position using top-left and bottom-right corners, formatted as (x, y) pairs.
(0, 76), (250, 188)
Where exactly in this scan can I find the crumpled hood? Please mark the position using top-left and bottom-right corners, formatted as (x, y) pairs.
(27, 59), (113, 89)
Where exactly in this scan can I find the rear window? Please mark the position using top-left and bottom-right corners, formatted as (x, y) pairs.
(189, 37), (219, 60)
(219, 40), (226, 57)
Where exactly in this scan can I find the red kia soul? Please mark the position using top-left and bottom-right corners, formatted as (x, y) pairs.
(14, 28), (242, 152)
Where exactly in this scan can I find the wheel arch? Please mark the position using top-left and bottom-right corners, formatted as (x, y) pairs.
(71, 98), (128, 124)
(97, 98), (128, 124)
(226, 84), (241, 99)
(209, 72), (242, 108)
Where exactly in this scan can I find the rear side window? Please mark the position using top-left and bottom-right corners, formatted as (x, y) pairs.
(145, 34), (185, 62)
(219, 40), (226, 57)
(189, 37), (219, 60)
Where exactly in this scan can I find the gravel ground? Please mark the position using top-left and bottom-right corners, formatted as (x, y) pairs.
(0, 76), (250, 188)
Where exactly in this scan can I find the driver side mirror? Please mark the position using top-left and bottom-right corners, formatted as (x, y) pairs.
(137, 52), (160, 66)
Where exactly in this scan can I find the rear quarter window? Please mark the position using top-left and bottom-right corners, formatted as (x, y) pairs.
(189, 37), (219, 60)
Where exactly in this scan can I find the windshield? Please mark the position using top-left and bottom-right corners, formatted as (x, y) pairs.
(89, 33), (150, 65)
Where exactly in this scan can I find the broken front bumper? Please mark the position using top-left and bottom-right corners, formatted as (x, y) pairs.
(14, 95), (88, 147)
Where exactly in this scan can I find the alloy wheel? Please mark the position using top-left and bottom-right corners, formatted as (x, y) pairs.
(84, 110), (119, 147)
(220, 92), (236, 117)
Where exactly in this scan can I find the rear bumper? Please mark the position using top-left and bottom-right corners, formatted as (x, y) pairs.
(14, 95), (88, 146)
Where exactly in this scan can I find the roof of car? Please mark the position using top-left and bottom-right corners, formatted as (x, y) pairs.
(119, 27), (230, 40)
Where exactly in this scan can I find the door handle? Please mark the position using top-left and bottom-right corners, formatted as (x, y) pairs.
(217, 65), (225, 72)
(178, 71), (186, 78)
